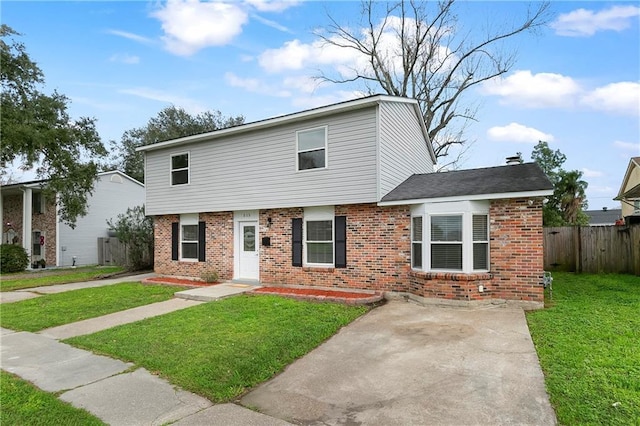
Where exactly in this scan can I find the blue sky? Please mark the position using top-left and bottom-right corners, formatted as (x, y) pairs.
(3, 1), (639, 209)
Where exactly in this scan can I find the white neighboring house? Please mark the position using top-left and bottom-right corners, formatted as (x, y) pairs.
(1, 171), (145, 268)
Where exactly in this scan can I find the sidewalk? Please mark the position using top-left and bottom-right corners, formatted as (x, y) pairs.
(0, 272), (157, 304)
(1, 276), (288, 425)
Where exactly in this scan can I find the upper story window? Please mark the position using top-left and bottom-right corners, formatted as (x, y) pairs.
(171, 153), (189, 186)
(297, 127), (327, 171)
(32, 192), (44, 214)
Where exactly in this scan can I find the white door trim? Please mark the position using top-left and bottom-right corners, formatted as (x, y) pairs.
(233, 210), (259, 281)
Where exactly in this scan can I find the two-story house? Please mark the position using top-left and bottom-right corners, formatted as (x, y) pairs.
(1, 170), (144, 267)
(139, 95), (553, 308)
(615, 157), (640, 225)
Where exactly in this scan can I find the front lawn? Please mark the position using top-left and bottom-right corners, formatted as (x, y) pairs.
(0, 371), (105, 425)
(527, 273), (640, 425)
(67, 295), (368, 402)
(1, 265), (125, 292)
(1, 283), (180, 332)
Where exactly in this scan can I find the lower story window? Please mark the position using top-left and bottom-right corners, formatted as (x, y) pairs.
(180, 214), (199, 260)
(472, 215), (489, 270)
(32, 231), (42, 256)
(306, 220), (333, 264)
(412, 216), (423, 269)
(430, 215), (463, 270)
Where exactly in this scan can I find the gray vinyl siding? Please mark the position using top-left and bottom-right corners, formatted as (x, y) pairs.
(378, 102), (434, 198)
(145, 107), (379, 215)
(58, 173), (145, 266)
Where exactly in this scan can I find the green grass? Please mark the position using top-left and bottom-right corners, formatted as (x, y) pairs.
(1, 266), (125, 292)
(0, 371), (105, 425)
(1, 283), (180, 332)
(67, 295), (368, 402)
(527, 273), (640, 425)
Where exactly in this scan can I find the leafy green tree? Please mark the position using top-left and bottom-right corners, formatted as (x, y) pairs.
(109, 106), (244, 182)
(1, 25), (107, 227)
(531, 141), (588, 226)
(107, 205), (154, 270)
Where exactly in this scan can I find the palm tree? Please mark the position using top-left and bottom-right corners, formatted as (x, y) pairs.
(558, 170), (588, 225)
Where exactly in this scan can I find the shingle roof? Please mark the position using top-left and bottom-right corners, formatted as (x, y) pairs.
(381, 162), (553, 202)
(584, 209), (623, 225)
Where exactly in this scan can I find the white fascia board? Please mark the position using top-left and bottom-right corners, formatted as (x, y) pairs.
(377, 189), (554, 206)
(136, 95), (420, 153)
(410, 102), (437, 164)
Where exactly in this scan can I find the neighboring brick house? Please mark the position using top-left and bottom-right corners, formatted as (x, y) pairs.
(139, 95), (553, 309)
(1, 171), (144, 267)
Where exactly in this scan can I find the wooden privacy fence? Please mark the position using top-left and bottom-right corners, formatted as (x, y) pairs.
(543, 225), (640, 275)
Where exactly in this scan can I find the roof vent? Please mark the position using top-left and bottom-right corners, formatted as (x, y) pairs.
(602, 207), (608, 212)
(506, 153), (523, 165)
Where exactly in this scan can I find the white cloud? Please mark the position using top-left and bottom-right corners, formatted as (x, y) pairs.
(224, 72), (291, 97)
(107, 29), (153, 44)
(109, 53), (140, 64)
(552, 5), (640, 37)
(258, 15), (455, 80)
(581, 81), (640, 116)
(582, 168), (604, 178)
(118, 87), (207, 113)
(244, 0), (299, 13)
(251, 14), (291, 32)
(152, 0), (248, 56)
(291, 91), (366, 110)
(282, 75), (325, 94)
(613, 140), (640, 154)
(481, 70), (581, 108)
(487, 123), (554, 144)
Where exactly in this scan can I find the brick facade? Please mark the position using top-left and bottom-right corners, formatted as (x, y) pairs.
(2, 193), (57, 266)
(153, 198), (545, 307)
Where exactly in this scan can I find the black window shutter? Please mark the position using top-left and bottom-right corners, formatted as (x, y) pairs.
(335, 215), (347, 268)
(171, 222), (179, 261)
(292, 218), (303, 267)
(198, 221), (206, 262)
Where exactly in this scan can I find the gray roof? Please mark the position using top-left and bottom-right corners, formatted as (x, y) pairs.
(584, 209), (623, 225)
(382, 162), (553, 202)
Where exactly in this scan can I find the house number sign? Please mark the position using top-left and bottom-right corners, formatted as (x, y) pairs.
(40, 236), (45, 245)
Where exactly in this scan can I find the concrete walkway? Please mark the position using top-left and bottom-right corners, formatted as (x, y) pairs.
(0, 272), (157, 304)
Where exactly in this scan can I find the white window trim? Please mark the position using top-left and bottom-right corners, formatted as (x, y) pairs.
(411, 215), (424, 270)
(32, 229), (44, 258)
(179, 213), (198, 261)
(303, 206), (334, 267)
(412, 201), (490, 274)
(429, 214), (464, 272)
(170, 152), (190, 187)
(296, 126), (328, 172)
(472, 214), (490, 271)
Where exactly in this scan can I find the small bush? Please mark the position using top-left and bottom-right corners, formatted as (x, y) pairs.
(201, 270), (219, 283)
(1, 244), (29, 273)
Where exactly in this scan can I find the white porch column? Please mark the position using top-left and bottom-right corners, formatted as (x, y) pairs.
(22, 187), (33, 268)
(0, 190), (3, 244)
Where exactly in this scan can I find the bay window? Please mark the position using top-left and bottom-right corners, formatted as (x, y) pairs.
(411, 201), (490, 273)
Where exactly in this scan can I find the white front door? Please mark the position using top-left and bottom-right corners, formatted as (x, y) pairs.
(238, 221), (259, 280)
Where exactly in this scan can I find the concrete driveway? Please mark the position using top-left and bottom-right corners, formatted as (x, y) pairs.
(241, 300), (556, 425)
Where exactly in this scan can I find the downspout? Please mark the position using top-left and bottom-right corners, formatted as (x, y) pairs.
(56, 193), (61, 267)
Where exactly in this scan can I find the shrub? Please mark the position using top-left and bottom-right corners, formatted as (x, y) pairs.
(107, 205), (153, 271)
(201, 270), (219, 283)
(1, 244), (29, 273)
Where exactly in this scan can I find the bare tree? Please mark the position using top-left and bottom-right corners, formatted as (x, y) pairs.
(317, 0), (551, 168)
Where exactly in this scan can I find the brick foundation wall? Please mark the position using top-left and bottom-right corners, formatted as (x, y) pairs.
(260, 204), (411, 292)
(152, 198), (545, 305)
(487, 197), (545, 303)
(153, 212), (234, 280)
